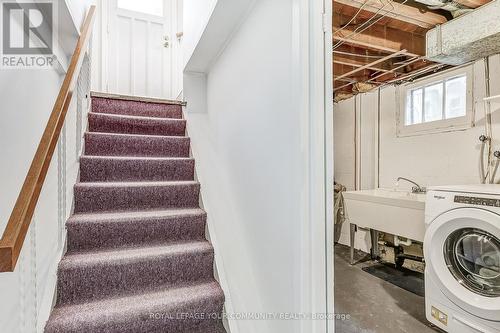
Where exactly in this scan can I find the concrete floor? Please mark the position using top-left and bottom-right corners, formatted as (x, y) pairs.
(334, 244), (442, 333)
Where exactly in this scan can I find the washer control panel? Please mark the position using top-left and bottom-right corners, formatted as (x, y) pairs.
(454, 195), (500, 207)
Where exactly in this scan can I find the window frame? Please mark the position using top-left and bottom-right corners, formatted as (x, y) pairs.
(397, 66), (474, 137)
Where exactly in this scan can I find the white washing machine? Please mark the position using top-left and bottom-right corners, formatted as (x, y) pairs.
(424, 185), (500, 333)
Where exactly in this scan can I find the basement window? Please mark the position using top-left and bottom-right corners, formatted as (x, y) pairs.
(398, 66), (474, 137)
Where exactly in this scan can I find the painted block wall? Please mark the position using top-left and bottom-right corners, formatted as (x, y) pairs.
(334, 56), (500, 252)
(334, 91), (379, 252)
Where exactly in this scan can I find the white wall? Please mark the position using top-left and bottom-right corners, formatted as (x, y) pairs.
(0, 2), (93, 331)
(183, 0), (218, 69)
(334, 56), (500, 251)
(333, 91), (379, 252)
(183, 0), (332, 332)
(67, 0), (95, 30)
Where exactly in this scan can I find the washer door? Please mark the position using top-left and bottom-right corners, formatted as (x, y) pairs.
(424, 208), (500, 321)
(445, 228), (500, 297)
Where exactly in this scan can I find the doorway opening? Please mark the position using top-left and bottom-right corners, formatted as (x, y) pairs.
(330, 0), (478, 332)
(101, 0), (183, 99)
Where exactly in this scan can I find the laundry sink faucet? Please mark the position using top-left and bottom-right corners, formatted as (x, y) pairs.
(396, 177), (426, 194)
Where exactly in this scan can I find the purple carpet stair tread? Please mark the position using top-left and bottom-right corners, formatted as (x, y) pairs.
(74, 181), (201, 213)
(45, 95), (225, 333)
(45, 281), (225, 333)
(57, 241), (215, 306)
(80, 156), (195, 182)
(88, 112), (186, 136)
(67, 209), (207, 251)
(84, 132), (190, 158)
(92, 96), (183, 119)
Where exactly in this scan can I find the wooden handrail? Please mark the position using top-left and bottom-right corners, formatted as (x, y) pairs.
(0, 6), (96, 272)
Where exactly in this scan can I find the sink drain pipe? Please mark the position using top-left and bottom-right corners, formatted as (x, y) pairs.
(394, 235), (412, 247)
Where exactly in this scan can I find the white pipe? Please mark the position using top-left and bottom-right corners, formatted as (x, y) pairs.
(484, 58), (494, 184)
(480, 140), (487, 184)
(483, 94), (500, 102)
(394, 235), (412, 247)
(492, 159), (499, 184)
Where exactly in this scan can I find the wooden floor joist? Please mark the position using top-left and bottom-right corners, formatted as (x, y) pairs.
(331, 0), (470, 97)
(367, 57), (423, 83)
(335, 49), (407, 81)
(333, 21), (425, 57)
(334, 0), (447, 29)
(333, 53), (394, 73)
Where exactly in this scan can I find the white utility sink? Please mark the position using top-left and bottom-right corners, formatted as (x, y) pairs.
(343, 188), (426, 242)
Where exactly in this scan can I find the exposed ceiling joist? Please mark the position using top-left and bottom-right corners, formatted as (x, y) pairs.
(333, 1), (427, 34)
(366, 56), (422, 82)
(334, 0), (448, 29)
(332, 0), (491, 99)
(333, 21), (425, 56)
(333, 35), (418, 57)
(333, 54), (393, 73)
(334, 77), (356, 83)
(335, 49), (407, 81)
(385, 63), (445, 84)
(333, 63), (371, 79)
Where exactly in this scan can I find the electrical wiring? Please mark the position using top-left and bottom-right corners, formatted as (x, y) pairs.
(334, 53), (416, 92)
(332, 0), (423, 95)
(333, 0), (394, 50)
(334, 1), (398, 50)
(333, 6), (389, 50)
(333, 0), (411, 51)
(368, 56), (420, 78)
(334, 0), (389, 40)
(333, 0), (370, 36)
(384, 63), (445, 85)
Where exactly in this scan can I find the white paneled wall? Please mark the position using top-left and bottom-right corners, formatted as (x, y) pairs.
(0, 51), (91, 333)
(334, 55), (500, 251)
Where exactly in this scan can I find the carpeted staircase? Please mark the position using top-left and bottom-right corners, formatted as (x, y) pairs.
(44, 95), (226, 333)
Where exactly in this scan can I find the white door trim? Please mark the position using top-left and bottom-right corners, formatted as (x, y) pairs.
(324, 0), (334, 331)
(294, 0), (334, 332)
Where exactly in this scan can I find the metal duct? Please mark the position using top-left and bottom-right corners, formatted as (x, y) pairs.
(426, 1), (500, 65)
(414, 0), (473, 18)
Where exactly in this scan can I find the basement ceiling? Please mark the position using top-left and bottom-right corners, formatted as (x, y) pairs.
(333, 0), (491, 102)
